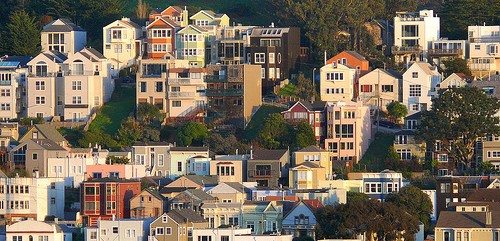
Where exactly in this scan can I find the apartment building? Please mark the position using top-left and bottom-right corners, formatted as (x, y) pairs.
(324, 101), (372, 165)
(41, 18), (86, 54)
(169, 147), (210, 178)
(146, 16), (179, 59)
(358, 68), (400, 113)
(0, 177), (65, 223)
(85, 218), (152, 241)
(7, 220), (72, 241)
(176, 25), (211, 67)
(402, 62), (442, 115)
(248, 27), (301, 93)
(166, 68), (207, 120)
(201, 202), (242, 228)
(205, 64), (262, 127)
(348, 170), (407, 201)
(0, 123), (18, 149)
(211, 25), (255, 65)
(435, 175), (491, 216)
(210, 155), (245, 183)
(319, 63), (357, 102)
(0, 56), (29, 120)
(246, 149), (290, 188)
(281, 101), (327, 142)
(393, 112), (426, 162)
(477, 134), (500, 171)
(80, 178), (141, 226)
(170, 189), (216, 213)
(149, 6), (189, 27)
(467, 25), (500, 78)
(103, 17), (143, 69)
(393, 10), (440, 63)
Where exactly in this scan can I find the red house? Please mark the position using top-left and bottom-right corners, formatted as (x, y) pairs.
(80, 178), (141, 226)
(281, 101), (327, 143)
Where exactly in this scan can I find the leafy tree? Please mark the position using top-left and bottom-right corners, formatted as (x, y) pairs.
(442, 58), (472, 77)
(140, 126), (160, 142)
(294, 121), (316, 149)
(418, 87), (500, 169)
(176, 122), (208, 146)
(137, 103), (165, 127)
(386, 101), (408, 123)
(478, 161), (499, 175)
(205, 133), (249, 155)
(258, 113), (291, 149)
(347, 191), (370, 202)
(384, 0), (419, 18)
(295, 73), (315, 101)
(386, 185), (433, 232)
(58, 127), (84, 147)
(79, 130), (120, 151)
(20, 117), (45, 126)
(106, 156), (129, 164)
(117, 117), (142, 146)
(6, 10), (40, 56)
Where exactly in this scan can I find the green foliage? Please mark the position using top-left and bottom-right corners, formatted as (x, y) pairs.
(205, 133), (250, 155)
(386, 101), (408, 123)
(244, 105), (287, 141)
(19, 117), (45, 126)
(294, 121), (317, 149)
(58, 127), (84, 147)
(295, 73), (315, 101)
(78, 130), (120, 151)
(347, 191), (370, 202)
(89, 85), (135, 135)
(176, 122), (208, 146)
(359, 133), (395, 171)
(418, 87), (500, 168)
(442, 58), (471, 77)
(278, 83), (297, 97)
(258, 113), (291, 149)
(6, 10), (40, 56)
(386, 185), (433, 232)
(8, 168), (29, 178)
(106, 156), (130, 164)
(137, 103), (165, 127)
(117, 117), (142, 146)
(478, 161), (500, 175)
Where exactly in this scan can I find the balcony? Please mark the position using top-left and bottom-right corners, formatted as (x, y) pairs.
(27, 72), (58, 77)
(248, 169), (276, 177)
(0, 80), (11, 86)
(428, 49), (463, 56)
(168, 91), (195, 98)
(205, 75), (228, 83)
(206, 88), (243, 97)
(64, 70), (97, 76)
(169, 78), (203, 85)
(391, 46), (421, 54)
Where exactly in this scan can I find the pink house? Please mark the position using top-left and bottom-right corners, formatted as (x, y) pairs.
(85, 164), (146, 180)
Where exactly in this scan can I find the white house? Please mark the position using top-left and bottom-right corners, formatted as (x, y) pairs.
(0, 177), (65, 222)
(186, 155), (211, 176)
(41, 19), (87, 55)
(436, 73), (468, 91)
(281, 201), (318, 239)
(347, 170), (408, 201)
(358, 68), (400, 113)
(192, 228), (293, 241)
(467, 25), (500, 78)
(319, 63), (357, 102)
(7, 220), (72, 241)
(84, 218), (153, 241)
(0, 56), (29, 120)
(402, 62), (441, 115)
(103, 18), (143, 70)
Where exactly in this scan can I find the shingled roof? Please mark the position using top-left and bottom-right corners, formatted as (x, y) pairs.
(167, 209), (206, 223)
(436, 211), (500, 228)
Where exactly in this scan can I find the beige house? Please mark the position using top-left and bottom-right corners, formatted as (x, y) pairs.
(0, 57), (29, 120)
(393, 112), (426, 161)
(289, 146), (334, 189)
(324, 101), (372, 165)
(164, 175), (219, 190)
(437, 73), (468, 91)
(18, 124), (68, 147)
(166, 68), (207, 119)
(131, 142), (172, 177)
(11, 139), (68, 176)
(210, 155), (246, 183)
(41, 18), (87, 54)
(478, 135), (500, 171)
(103, 17), (143, 69)
(0, 123), (19, 148)
(320, 63), (357, 102)
(130, 189), (167, 218)
(358, 68), (400, 113)
(467, 25), (500, 78)
(149, 209), (208, 241)
(206, 182), (248, 203)
(201, 202), (242, 228)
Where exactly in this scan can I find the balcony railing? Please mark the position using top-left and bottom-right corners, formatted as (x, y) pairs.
(470, 37), (500, 43)
(27, 72), (58, 77)
(205, 75), (228, 83)
(428, 49), (463, 56)
(469, 63), (494, 71)
(168, 91), (195, 98)
(206, 88), (243, 97)
(64, 70), (98, 76)
(0, 80), (11, 85)
(391, 46), (421, 54)
(248, 169), (275, 177)
(169, 78), (203, 85)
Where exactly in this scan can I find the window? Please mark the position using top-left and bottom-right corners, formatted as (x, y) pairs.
(111, 29), (122, 39)
(397, 149), (412, 160)
(48, 33), (65, 52)
(166, 227), (172, 235)
(1, 103), (10, 111)
(402, 25), (418, 37)
(13, 236), (22, 241)
(409, 85), (421, 97)
(361, 85), (372, 92)
(35, 96), (46, 105)
(334, 124), (354, 138)
(72, 96), (82, 104)
(255, 53), (265, 63)
(101, 229), (107, 236)
(155, 81), (163, 92)
(72, 81), (82, 90)
(156, 227), (164, 235)
(268, 53), (275, 64)
(198, 236), (212, 241)
(382, 85), (393, 92)
(221, 236), (229, 241)
(152, 29), (171, 38)
(158, 155), (164, 166)
(464, 231), (469, 241)
(1, 89), (11, 96)
(112, 227), (118, 234)
(177, 161), (182, 172)
(326, 72), (344, 81)
(261, 68), (266, 79)
(172, 101), (181, 107)
(140, 82), (146, 92)
(35, 81), (45, 90)
(395, 135), (408, 144)
(475, 45), (480, 50)
(269, 68), (275, 79)
(114, 44), (122, 53)
(246, 221), (255, 232)
(412, 72), (418, 78)
(90, 232), (97, 240)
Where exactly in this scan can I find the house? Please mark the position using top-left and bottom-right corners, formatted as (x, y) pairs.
(293, 188), (347, 205)
(19, 124), (67, 147)
(11, 139), (68, 176)
(358, 68), (401, 113)
(85, 218), (152, 241)
(189, 10), (230, 28)
(248, 27), (301, 94)
(319, 63), (357, 102)
(164, 175), (219, 191)
(80, 178), (141, 226)
(169, 189), (216, 213)
(422, 189), (437, 221)
(326, 50), (370, 76)
(85, 163), (147, 181)
(281, 101), (327, 142)
(165, 68), (207, 120)
(429, 39), (467, 67)
(247, 149), (290, 188)
(436, 73), (468, 91)
(348, 170), (408, 201)
(201, 202), (242, 228)
(477, 134), (500, 172)
(0, 56), (30, 120)
(0, 123), (19, 148)
(149, 6), (189, 27)
(205, 64), (262, 127)
(323, 101), (372, 166)
(41, 18), (87, 54)
(207, 182), (249, 203)
(210, 155), (246, 183)
(149, 209), (208, 241)
(146, 16), (178, 59)
(281, 200), (319, 239)
(435, 201), (500, 241)
(130, 189), (168, 218)
(186, 155), (211, 176)
(210, 25), (255, 65)
(0, 177), (65, 223)
(241, 201), (282, 234)
(401, 62), (441, 115)
(392, 10), (440, 63)
(7, 220), (72, 241)
(393, 112), (426, 162)
(175, 25), (211, 67)
(131, 142), (173, 177)
(169, 147), (210, 178)
(467, 25), (500, 78)
(289, 146), (334, 189)
(103, 17), (143, 69)
(192, 228), (293, 241)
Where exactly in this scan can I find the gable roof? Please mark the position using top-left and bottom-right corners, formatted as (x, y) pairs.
(467, 189), (500, 202)
(143, 188), (166, 201)
(82, 47), (106, 60)
(436, 211), (500, 228)
(183, 175), (219, 186)
(251, 149), (288, 161)
(42, 18), (85, 32)
(190, 10), (216, 20)
(161, 6), (184, 15)
(32, 139), (66, 151)
(294, 161), (322, 169)
(345, 51), (367, 61)
(178, 24), (208, 34)
(405, 111), (422, 120)
(410, 62), (439, 76)
(146, 16), (178, 29)
(283, 200), (315, 218)
(20, 124), (66, 144)
(167, 209), (206, 223)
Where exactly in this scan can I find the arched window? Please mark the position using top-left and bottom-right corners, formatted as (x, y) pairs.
(29, 235), (33, 241)
(35, 61), (48, 77)
(73, 59), (84, 75)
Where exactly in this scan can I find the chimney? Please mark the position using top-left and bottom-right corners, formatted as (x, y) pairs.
(54, 218), (59, 224)
(486, 209), (492, 227)
(235, 149), (238, 155)
(33, 170), (39, 178)
(112, 214), (116, 221)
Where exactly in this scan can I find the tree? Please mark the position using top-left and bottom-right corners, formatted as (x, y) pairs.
(386, 102), (408, 123)
(258, 113), (291, 149)
(418, 87), (500, 169)
(106, 156), (129, 164)
(293, 121), (317, 149)
(135, 0), (149, 21)
(137, 103), (165, 127)
(295, 73), (315, 101)
(386, 185), (433, 232)
(6, 10), (40, 56)
(347, 191), (370, 203)
(176, 122), (208, 146)
(442, 58), (471, 77)
(117, 117), (142, 146)
(205, 133), (250, 155)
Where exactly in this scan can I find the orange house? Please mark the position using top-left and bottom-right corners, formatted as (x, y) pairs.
(326, 50), (370, 98)
(149, 6), (188, 27)
(146, 17), (178, 59)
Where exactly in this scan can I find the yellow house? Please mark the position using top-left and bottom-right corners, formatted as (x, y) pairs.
(289, 146), (333, 189)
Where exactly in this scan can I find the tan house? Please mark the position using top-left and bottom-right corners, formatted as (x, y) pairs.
(0, 56), (29, 121)
(10, 139), (68, 176)
(210, 155), (245, 183)
(320, 63), (357, 102)
(170, 189), (216, 213)
(289, 146), (334, 189)
(0, 123), (19, 148)
(206, 182), (249, 203)
(102, 17), (143, 69)
(393, 112), (426, 162)
(19, 124), (68, 147)
(201, 202), (242, 228)
(130, 189), (168, 218)
(358, 68), (400, 113)
(149, 209), (208, 241)
(163, 175), (219, 190)
(41, 19), (86, 54)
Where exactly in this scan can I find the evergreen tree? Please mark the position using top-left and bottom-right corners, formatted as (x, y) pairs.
(7, 10), (40, 56)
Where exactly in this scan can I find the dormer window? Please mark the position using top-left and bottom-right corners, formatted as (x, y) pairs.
(73, 60), (84, 75)
(35, 61), (48, 77)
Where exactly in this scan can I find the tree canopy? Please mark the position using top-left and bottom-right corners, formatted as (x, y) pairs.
(258, 114), (316, 150)
(442, 58), (472, 77)
(6, 10), (40, 56)
(417, 87), (500, 169)
(176, 122), (209, 146)
(386, 102), (408, 123)
(386, 185), (433, 232)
